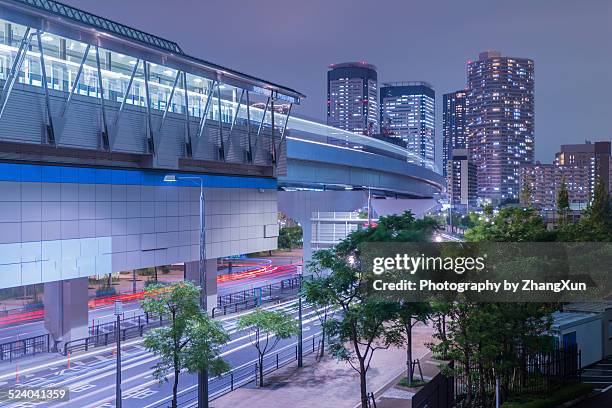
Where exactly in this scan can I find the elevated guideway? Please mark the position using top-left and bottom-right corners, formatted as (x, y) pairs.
(278, 116), (445, 260)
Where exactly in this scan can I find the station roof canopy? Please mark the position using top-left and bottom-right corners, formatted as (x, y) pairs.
(1, 0), (306, 102)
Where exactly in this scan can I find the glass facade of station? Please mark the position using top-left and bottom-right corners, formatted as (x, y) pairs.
(0, 19), (281, 131)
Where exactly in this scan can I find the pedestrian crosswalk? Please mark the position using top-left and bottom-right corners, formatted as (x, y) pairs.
(582, 357), (612, 392)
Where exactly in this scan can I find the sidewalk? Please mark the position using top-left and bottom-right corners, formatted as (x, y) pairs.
(211, 323), (434, 408)
(375, 352), (446, 408)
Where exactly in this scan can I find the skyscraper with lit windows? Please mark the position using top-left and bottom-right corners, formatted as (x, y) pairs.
(379, 81), (435, 164)
(466, 51), (535, 204)
(327, 62), (378, 136)
(442, 90), (467, 180)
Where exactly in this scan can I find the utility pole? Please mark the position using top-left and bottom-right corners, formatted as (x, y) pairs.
(298, 288), (303, 367)
(367, 188), (372, 226)
(197, 179), (208, 408)
(163, 175), (208, 408)
(114, 300), (122, 408)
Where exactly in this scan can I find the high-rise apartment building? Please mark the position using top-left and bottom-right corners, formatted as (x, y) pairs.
(379, 81), (435, 164)
(555, 141), (611, 195)
(520, 163), (590, 210)
(447, 149), (477, 210)
(466, 51), (535, 204)
(520, 140), (610, 210)
(442, 90), (467, 179)
(327, 62), (378, 135)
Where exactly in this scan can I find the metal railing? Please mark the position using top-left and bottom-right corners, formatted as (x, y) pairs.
(63, 312), (165, 356)
(212, 276), (307, 317)
(454, 345), (582, 406)
(3, 275), (307, 359)
(0, 334), (50, 362)
(150, 333), (322, 408)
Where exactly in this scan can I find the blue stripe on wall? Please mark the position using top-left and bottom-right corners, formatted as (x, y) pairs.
(0, 162), (277, 189)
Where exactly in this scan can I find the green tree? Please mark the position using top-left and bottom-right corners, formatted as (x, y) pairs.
(237, 308), (299, 386)
(325, 298), (403, 408)
(464, 207), (554, 242)
(278, 225), (303, 249)
(559, 177), (612, 241)
(443, 208), (559, 405)
(309, 211), (438, 407)
(581, 177), (612, 240)
(142, 282), (229, 408)
(394, 301), (432, 386)
(557, 177), (570, 223)
(520, 179), (532, 207)
(300, 274), (335, 359)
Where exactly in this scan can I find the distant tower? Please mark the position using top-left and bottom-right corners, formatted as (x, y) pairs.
(466, 51), (535, 204)
(442, 90), (467, 180)
(448, 149), (477, 211)
(327, 62), (378, 134)
(379, 81), (435, 164)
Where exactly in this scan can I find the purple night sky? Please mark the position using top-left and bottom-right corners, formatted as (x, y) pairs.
(62, 0), (611, 166)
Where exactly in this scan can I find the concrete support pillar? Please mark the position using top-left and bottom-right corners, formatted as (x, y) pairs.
(278, 190), (368, 263)
(43, 277), (89, 347)
(185, 259), (217, 314)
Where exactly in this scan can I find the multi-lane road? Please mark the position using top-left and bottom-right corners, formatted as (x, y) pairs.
(0, 255), (307, 407)
(0, 298), (323, 408)
(0, 258), (300, 345)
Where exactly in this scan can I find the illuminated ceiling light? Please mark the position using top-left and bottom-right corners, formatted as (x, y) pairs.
(163, 69), (173, 76)
(149, 63), (157, 67)
(41, 35), (54, 42)
(193, 78), (202, 83)
(128, 60), (137, 65)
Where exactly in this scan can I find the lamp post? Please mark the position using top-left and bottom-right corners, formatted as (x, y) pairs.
(297, 273), (303, 367)
(114, 300), (122, 408)
(163, 174), (208, 408)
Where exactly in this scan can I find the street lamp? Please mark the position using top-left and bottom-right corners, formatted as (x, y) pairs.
(297, 266), (303, 368)
(163, 174), (208, 408)
(114, 300), (122, 408)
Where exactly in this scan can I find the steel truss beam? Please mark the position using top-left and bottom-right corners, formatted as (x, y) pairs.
(51, 43), (91, 146)
(194, 79), (217, 154)
(216, 81), (224, 160)
(276, 102), (293, 165)
(0, 27), (32, 121)
(224, 88), (245, 162)
(109, 58), (140, 151)
(270, 97), (275, 163)
(143, 61), (155, 154)
(94, 46), (110, 150)
(36, 32), (57, 145)
(183, 72), (193, 157)
(245, 90), (252, 163)
(159, 70), (181, 131)
(252, 96), (270, 157)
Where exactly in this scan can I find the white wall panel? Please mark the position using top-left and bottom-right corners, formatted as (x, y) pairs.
(0, 179), (277, 289)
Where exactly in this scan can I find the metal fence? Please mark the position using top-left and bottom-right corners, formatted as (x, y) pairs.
(150, 333), (322, 408)
(413, 362), (455, 408)
(454, 345), (581, 407)
(65, 276), (307, 354)
(0, 334), (50, 362)
(63, 312), (166, 356)
(2, 275), (307, 360)
(212, 276), (305, 317)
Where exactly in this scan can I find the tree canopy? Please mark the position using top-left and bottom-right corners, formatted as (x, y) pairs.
(141, 282), (229, 408)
